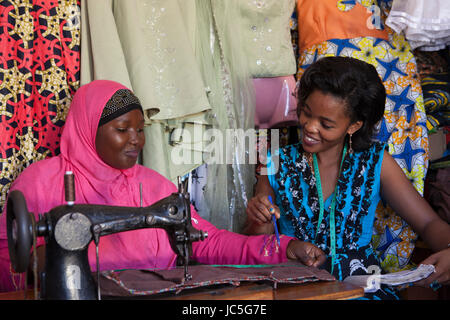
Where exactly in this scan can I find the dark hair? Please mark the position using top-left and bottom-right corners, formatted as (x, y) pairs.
(297, 56), (386, 151)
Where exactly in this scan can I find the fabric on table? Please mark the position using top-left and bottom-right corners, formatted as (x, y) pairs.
(97, 264), (335, 297)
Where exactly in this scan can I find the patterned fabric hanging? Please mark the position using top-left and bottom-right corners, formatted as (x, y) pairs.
(0, 0), (81, 212)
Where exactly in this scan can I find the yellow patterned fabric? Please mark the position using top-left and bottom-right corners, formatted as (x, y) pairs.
(0, 0), (81, 212)
(296, 0), (428, 272)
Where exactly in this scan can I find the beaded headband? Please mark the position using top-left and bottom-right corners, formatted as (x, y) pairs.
(98, 89), (143, 126)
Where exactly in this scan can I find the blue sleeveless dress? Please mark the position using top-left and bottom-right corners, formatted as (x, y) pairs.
(267, 141), (399, 299)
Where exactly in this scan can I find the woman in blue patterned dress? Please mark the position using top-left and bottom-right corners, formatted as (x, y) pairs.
(245, 56), (450, 299)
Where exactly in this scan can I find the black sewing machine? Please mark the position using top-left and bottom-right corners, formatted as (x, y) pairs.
(6, 175), (207, 300)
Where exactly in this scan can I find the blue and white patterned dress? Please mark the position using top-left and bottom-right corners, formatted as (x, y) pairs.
(267, 141), (399, 299)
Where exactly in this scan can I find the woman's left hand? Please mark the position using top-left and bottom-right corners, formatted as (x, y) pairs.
(415, 248), (450, 287)
(286, 240), (327, 268)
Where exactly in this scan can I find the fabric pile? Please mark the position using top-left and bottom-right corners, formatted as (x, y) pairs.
(98, 264), (335, 297)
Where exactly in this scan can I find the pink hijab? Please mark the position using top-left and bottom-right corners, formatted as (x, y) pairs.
(46, 79), (149, 208)
(0, 80), (292, 292)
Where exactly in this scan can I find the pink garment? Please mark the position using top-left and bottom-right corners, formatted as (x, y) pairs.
(0, 80), (293, 292)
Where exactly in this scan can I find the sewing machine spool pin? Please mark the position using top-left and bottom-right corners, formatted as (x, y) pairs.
(64, 171), (75, 206)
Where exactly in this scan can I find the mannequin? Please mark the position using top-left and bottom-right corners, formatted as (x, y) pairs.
(253, 75), (298, 129)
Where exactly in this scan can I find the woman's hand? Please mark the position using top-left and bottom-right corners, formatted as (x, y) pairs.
(244, 195), (280, 235)
(415, 248), (450, 287)
(286, 240), (327, 268)
(246, 195), (280, 225)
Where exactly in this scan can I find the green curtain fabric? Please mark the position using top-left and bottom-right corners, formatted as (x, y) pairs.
(80, 0), (256, 232)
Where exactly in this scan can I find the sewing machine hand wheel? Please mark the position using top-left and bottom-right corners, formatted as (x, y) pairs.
(6, 190), (34, 273)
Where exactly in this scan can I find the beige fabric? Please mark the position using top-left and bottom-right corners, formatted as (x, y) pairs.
(81, 0), (211, 121)
(238, 0), (296, 77)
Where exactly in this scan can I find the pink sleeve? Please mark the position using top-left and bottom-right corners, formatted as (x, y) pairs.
(146, 175), (295, 265)
(191, 209), (294, 265)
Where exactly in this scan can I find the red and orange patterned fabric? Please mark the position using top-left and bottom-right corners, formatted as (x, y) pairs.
(0, 0), (80, 212)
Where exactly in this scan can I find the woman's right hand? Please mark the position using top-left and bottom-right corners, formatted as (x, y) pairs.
(244, 195), (279, 235)
(246, 195), (280, 225)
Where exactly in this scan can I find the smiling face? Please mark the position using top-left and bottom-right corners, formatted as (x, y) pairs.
(299, 90), (362, 154)
(95, 109), (145, 170)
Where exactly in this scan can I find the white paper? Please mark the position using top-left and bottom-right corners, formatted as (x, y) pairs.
(343, 264), (435, 293)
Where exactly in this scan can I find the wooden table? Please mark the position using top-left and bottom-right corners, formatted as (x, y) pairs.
(153, 281), (363, 300)
(0, 280), (364, 300)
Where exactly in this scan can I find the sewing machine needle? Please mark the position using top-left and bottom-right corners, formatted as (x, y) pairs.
(96, 243), (101, 300)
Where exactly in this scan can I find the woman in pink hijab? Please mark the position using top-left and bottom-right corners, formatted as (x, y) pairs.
(0, 80), (326, 292)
